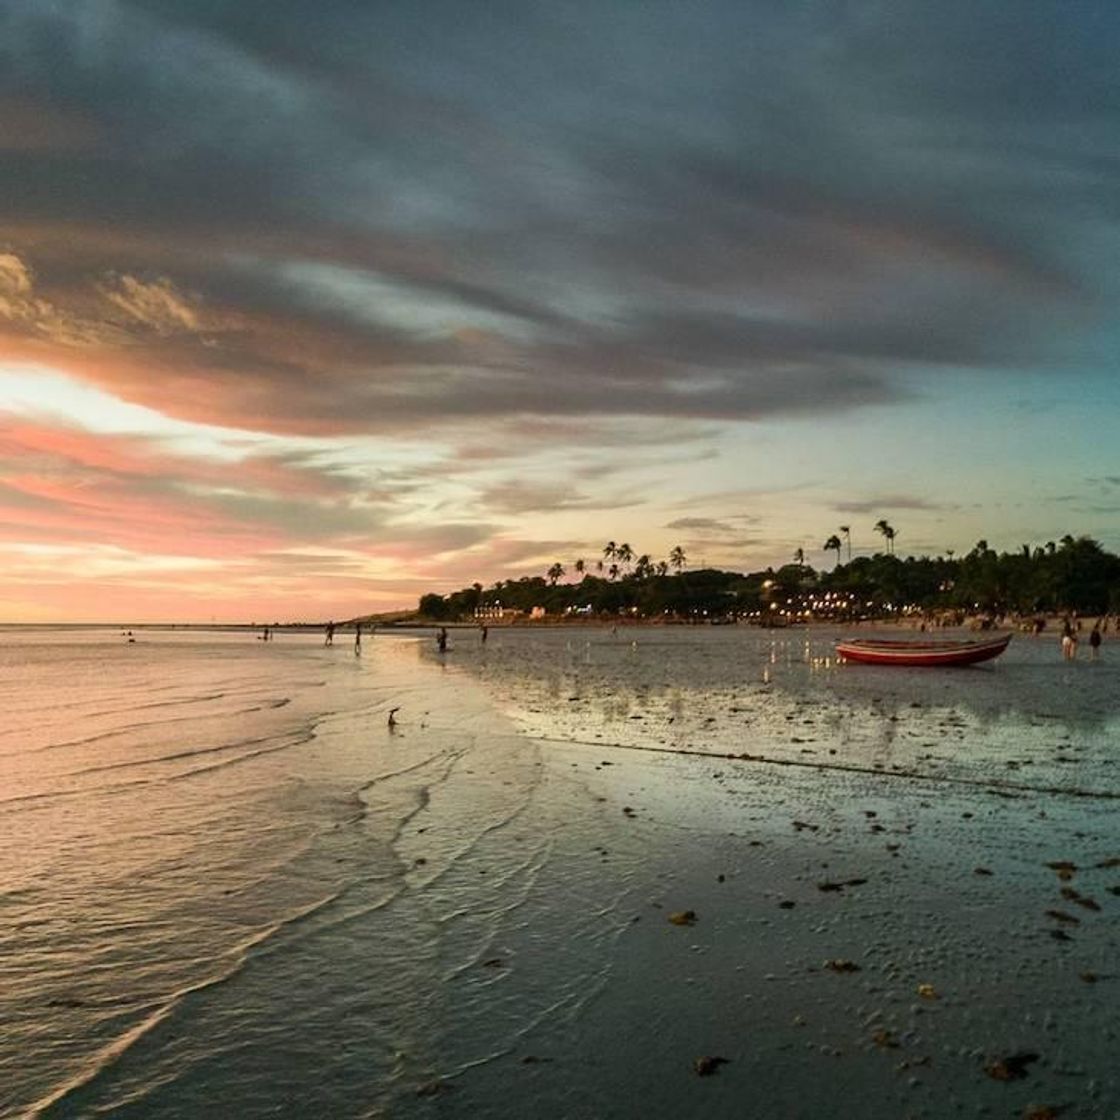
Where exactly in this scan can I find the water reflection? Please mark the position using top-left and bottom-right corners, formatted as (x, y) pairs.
(442, 625), (1120, 798)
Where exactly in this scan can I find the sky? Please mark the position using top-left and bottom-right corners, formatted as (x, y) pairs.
(1, 0), (1119, 622)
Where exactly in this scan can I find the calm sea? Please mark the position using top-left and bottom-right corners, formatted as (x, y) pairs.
(1, 629), (566, 1117)
(2, 625), (1118, 1118)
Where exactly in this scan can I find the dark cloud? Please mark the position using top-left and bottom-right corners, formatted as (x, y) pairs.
(834, 496), (948, 514)
(664, 517), (736, 534)
(2, 1), (1118, 435)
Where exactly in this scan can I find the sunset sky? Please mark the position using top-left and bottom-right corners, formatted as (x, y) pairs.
(2, 1), (1119, 622)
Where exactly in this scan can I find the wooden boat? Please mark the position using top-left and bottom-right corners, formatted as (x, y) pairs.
(835, 633), (1012, 667)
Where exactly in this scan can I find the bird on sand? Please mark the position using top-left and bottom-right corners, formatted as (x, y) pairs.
(388, 707), (401, 728)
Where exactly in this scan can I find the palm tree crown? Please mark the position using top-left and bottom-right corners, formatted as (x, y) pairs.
(823, 534), (843, 568)
(873, 519), (897, 555)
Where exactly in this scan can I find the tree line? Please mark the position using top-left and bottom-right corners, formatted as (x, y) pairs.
(416, 534), (1120, 622)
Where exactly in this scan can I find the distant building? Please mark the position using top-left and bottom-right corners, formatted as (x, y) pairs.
(474, 604), (520, 621)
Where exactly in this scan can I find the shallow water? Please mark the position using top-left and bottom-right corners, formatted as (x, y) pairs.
(455, 624), (1120, 797)
(2, 625), (1117, 1118)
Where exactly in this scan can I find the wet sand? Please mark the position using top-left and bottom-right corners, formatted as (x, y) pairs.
(423, 625), (1120, 1118)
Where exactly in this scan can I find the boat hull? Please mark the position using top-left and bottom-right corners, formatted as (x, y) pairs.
(835, 634), (1012, 667)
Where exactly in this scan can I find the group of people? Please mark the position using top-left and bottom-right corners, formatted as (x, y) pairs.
(1061, 616), (1103, 661)
(323, 619), (370, 654)
(318, 621), (492, 656)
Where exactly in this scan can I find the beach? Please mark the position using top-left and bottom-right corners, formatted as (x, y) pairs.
(1, 626), (1117, 1118)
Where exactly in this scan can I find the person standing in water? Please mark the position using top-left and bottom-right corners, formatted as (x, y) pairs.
(437, 626), (448, 653)
(325, 620), (335, 647)
(1089, 621), (1102, 660)
(354, 622), (362, 655)
(480, 624), (488, 644)
(1061, 617), (1077, 660)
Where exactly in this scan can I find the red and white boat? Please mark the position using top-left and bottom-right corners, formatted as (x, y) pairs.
(835, 633), (1012, 667)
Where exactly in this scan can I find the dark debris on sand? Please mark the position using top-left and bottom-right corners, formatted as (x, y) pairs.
(983, 1051), (1039, 1081)
(693, 1055), (731, 1076)
(817, 877), (868, 893)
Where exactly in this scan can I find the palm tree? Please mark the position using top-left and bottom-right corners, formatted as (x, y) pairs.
(573, 558), (585, 578)
(634, 554), (653, 580)
(655, 560), (669, 578)
(608, 562), (620, 581)
(874, 519), (896, 556)
(823, 534), (843, 568)
(603, 541), (617, 565)
(793, 547), (805, 569)
(616, 542), (634, 571)
(669, 545), (687, 573)
(839, 525), (851, 561)
(546, 562), (565, 586)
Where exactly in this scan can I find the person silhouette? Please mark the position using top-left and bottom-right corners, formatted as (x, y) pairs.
(1061, 618), (1077, 660)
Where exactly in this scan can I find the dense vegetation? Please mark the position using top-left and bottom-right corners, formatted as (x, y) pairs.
(417, 535), (1120, 622)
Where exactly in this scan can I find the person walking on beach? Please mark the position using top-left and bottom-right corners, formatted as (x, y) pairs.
(325, 620), (334, 647)
(354, 622), (362, 656)
(437, 626), (448, 653)
(1089, 621), (1102, 660)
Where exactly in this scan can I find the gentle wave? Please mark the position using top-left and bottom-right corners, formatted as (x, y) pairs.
(26, 890), (348, 1119)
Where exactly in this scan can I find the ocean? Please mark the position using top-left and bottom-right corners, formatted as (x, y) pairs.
(2, 625), (1118, 1118)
